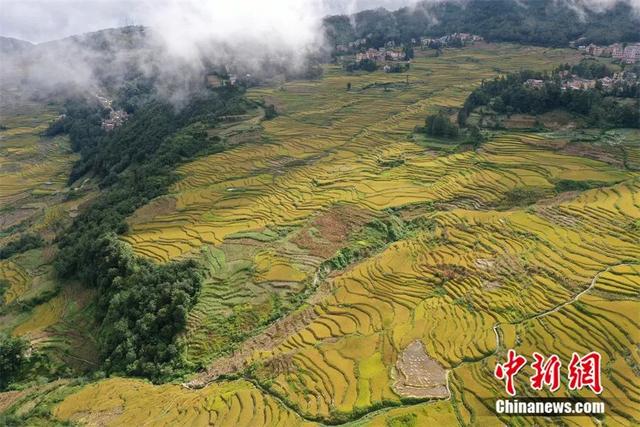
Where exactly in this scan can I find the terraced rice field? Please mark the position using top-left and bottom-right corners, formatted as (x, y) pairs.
(0, 103), (77, 233)
(54, 44), (640, 426)
(0, 247), (98, 371)
(0, 259), (29, 304)
(122, 44), (579, 262)
(0, 102), (97, 372)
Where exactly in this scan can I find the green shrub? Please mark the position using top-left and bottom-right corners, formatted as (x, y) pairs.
(387, 413), (417, 427)
(0, 334), (29, 390)
(0, 279), (8, 305)
(554, 179), (608, 193)
(425, 112), (459, 139)
(0, 233), (44, 260)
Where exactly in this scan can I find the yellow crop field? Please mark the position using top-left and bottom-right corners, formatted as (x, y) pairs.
(0, 104), (77, 210)
(51, 44), (640, 426)
(54, 378), (314, 427)
(0, 260), (30, 304)
(0, 103), (99, 377)
(122, 45), (582, 262)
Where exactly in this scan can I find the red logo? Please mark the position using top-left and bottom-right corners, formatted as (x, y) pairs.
(568, 351), (603, 394)
(530, 352), (561, 392)
(494, 349), (528, 396)
(494, 350), (602, 396)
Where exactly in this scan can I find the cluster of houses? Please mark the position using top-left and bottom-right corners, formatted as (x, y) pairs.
(420, 33), (484, 48)
(524, 70), (638, 92)
(337, 32), (483, 55)
(355, 47), (405, 62)
(206, 74), (239, 88)
(578, 43), (640, 64)
(563, 77), (597, 91)
(101, 109), (129, 131)
(95, 93), (129, 132)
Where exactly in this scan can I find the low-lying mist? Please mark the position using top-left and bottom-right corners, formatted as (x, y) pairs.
(0, 0), (344, 106)
(1, 0), (639, 107)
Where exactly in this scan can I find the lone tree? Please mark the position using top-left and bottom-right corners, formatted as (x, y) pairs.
(405, 47), (414, 60)
(425, 112), (459, 138)
(466, 125), (486, 147)
(264, 104), (278, 120)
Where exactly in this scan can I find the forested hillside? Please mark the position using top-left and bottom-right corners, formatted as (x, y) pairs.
(50, 87), (254, 381)
(324, 0), (640, 48)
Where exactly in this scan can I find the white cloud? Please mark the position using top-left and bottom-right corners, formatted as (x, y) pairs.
(0, 0), (419, 44)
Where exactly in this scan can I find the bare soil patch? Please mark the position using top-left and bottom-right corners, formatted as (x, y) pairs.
(127, 196), (176, 226)
(393, 340), (449, 399)
(560, 142), (625, 168)
(0, 207), (37, 232)
(292, 204), (375, 258)
(503, 114), (537, 129)
(0, 390), (25, 413)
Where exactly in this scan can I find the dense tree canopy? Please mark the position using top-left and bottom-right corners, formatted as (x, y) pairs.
(0, 233), (44, 260)
(425, 112), (459, 138)
(343, 58), (378, 72)
(458, 70), (640, 129)
(0, 334), (28, 390)
(558, 60), (614, 80)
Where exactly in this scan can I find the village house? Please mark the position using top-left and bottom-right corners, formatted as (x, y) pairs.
(386, 49), (403, 60)
(612, 43), (640, 63)
(206, 75), (223, 88)
(524, 79), (545, 89)
(420, 37), (434, 45)
(348, 38), (367, 49)
(565, 77), (596, 90)
(612, 43), (625, 59)
(611, 71), (638, 83)
(570, 37), (588, 48)
(355, 48), (379, 61)
(623, 44), (640, 63)
(598, 76), (614, 89)
(94, 91), (128, 131)
(101, 109), (128, 131)
(580, 42), (639, 64)
(355, 47), (404, 62)
(421, 33), (483, 48)
(206, 73), (238, 88)
(584, 43), (611, 57)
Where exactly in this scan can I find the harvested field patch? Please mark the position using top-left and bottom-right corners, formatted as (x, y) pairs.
(393, 340), (449, 399)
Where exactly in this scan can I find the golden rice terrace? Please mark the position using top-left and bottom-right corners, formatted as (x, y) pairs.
(3, 44), (639, 426)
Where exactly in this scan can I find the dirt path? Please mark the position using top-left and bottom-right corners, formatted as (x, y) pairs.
(492, 261), (639, 352)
